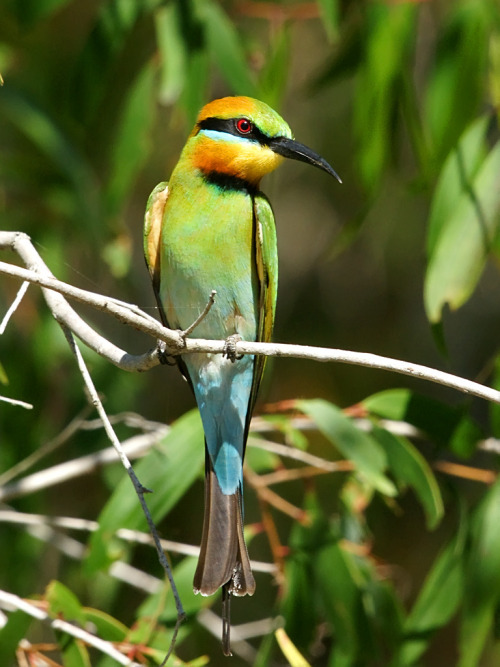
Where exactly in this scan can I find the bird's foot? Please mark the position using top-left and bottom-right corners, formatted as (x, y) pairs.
(223, 334), (243, 363)
(156, 339), (177, 366)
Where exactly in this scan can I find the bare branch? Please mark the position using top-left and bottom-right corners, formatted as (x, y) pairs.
(0, 431), (163, 502)
(0, 590), (142, 666)
(0, 279), (29, 333)
(2, 231), (500, 406)
(0, 509), (277, 575)
(0, 395), (33, 410)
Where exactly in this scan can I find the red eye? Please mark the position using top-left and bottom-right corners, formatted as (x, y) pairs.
(236, 118), (252, 134)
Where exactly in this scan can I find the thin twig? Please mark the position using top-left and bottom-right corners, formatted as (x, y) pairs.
(433, 460), (496, 485)
(0, 279), (29, 334)
(0, 395), (33, 410)
(0, 406), (92, 486)
(181, 290), (217, 336)
(245, 467), (307, 522)
(59, 325), (184, 662)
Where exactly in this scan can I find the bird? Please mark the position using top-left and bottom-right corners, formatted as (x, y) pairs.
(143, 96), (340, 654)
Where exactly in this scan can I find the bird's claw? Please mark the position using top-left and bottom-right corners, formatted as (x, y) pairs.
(223, 334), (243, 363)
(156, 339), (177, 366)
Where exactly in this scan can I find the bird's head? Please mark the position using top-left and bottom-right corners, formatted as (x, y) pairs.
(183, 96), (341, 187)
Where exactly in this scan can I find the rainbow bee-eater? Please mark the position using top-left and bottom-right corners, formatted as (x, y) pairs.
(144, 96), (340, 653)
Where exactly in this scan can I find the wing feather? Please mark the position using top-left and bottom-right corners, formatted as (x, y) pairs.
(246, 194), (278, 431)
(144, 182), (169, 324)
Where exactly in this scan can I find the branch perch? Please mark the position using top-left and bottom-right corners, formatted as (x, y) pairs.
(2, 231), (500, 405)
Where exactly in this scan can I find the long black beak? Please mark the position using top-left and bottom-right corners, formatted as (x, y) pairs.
(270, 136), (342, 183)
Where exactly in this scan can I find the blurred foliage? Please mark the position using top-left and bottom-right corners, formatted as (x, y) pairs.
(1, 0), (500, 665)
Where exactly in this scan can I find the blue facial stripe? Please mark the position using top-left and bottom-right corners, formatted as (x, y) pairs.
(199, 129), (257, 145)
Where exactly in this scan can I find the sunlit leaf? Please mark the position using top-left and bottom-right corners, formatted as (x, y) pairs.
(155, 3), (187, 105)
(46, 580), (86, 626)
(424, 139), (500, 323)
(427, 115), (489, 256)
(297, 399), (396, 496)
(275, 628), (312, 667)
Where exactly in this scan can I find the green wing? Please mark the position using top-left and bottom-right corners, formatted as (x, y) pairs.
(143, 182), (169, 323)
(248, 193), (278, 419)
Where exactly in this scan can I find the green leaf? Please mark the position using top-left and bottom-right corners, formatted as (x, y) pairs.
(317, 0), (340, 42)
(138, 557), (209, 624)
(0, 360), (8, 385)
(61, 640), (91, 667)
(85, 409), (204, 573)
(315, 541), (364, 665)
(105, 61), (156, 219)
(196, 0), (256, 97)
(424, 1), (490, 164)
(459, 478), (500, 666)
(46, 581), (86, 626)
(424, 138), (500, 323)
(83, 607), (128, 642)
(297, 399), (396, 496)
(427, 115), (489, 256)
(394, 528), (465, 666)
(155, 3), (187, 105)
(353, 2), (417, 189)
(256, 27), (290, 111)
(372, 426), (443, 529)
(275, 628), (312, 667)
(363, 389), (482, 456)
(0, 610), (32, 665)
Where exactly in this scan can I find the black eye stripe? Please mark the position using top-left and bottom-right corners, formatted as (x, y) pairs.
(198, 117), (270, 146)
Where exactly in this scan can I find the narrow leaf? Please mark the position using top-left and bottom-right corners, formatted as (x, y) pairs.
(459, 479), (500, 666)
(424, 139), (500, 323)
(275, 628), (312, 667)
(427, 115), (489, 256)
(197, 0), (256, 96)
(395, 529), (465, 666)
(372, 426), (443, 529)
(297, 399), (396, 496)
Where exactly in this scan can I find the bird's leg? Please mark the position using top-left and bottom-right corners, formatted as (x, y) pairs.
(180, 290), (217, 337)
(223, 334), (244, 362)
(222, 583), (232, 656)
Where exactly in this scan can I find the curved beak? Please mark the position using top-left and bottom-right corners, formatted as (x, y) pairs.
(270, 136), (342, 183)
